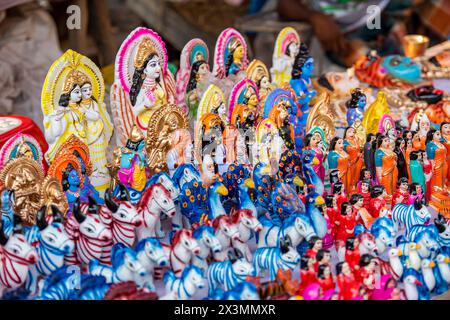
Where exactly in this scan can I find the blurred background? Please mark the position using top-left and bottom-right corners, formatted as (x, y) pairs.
(0, 0), (448, 130)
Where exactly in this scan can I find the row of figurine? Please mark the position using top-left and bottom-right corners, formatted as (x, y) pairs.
(0, 127), (449, 300)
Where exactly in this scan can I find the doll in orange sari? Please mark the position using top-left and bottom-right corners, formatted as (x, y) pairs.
(328, 137), (351, 194)
(374, 135), (398, 197)
(441, 122), (450, 187)
(426, 129), (448, 193)
(343, 127), (363, 193)
(411, 111), (430, 151)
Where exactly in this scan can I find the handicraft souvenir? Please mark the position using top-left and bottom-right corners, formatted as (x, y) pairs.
(271, 27), (300, 87)
(362, 91), (390, 135)
(111, 27), (176, 145)
(0, 154), (44, 226)
(306, 92), (335, 145)
(213, 28), (249, 79)
(0, 133), (44, 171)
(176, 38), (210, 119)
(40, 175), (69, 218)
(246, 59), (274, 106)
(41, 49), (112, 193)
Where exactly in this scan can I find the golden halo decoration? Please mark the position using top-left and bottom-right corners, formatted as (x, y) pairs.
(197, 84), (227, 123)
(41, 175), (69, 218)
(0, 157), (45, 226)
(54, 134), (93, 176)
(246, 59), (270, 85)
(47, 153), (84, 188)
(306, 92), (335, 142)
(145, 104), (189, 173)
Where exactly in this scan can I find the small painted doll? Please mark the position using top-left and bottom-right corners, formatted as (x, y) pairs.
(317, 264), (335, 292)
(350, 193), (373, 230)
(358, 179), (372, 211)
(374, 135), (398, 196)
(440, 122), (450, 187)
(332, 181), (348, 213)
(329, 169), (340, 192)
(325, 195), (339, 239)
(336, 261), (361, 300)
(346, 88), (366, 127)
(421, 151), (433, 202)
(394, 137), (408, 180)
(328, 137), (350, 194)
(392, 177), (410, 205)
(409, 182), (425, 205)
(405, 137), (414, 183)
(343, 127), (363, 193)
(315, 249), (332, 272)
(426, 129), (448, 193)
(409, 151), (426, 194)
(305, 236), (323, 259)
(303, 133), (325, 182)
(369, 185), (387, 219)
(356, 254), (377, 295)
(335, 202), (356, 246)
(357, 168), (374, 191)
(363, 133), (376, 181)
(345, 236), (361, 272)
(299, 255), (318, 293)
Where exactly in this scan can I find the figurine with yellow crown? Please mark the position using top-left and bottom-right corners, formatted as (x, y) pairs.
(41, 49), (112, 194)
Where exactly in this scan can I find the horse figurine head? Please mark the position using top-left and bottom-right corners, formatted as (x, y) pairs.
(226, 281), (260, 300)
(35, 205), (74, 255)
(371, 225), (394, 255)
(148, 172), (181, 203)
(285, 213), (316, 242)
(357, 232), (378, 256)
(135, 237), (168, 267)
(193, 225), (222, 254)
(413, 197), (431, 224)
(171, 229), (200, 256)
(138, 183), (176, 219)
(72, 197), (112, 243)
(434, 214), (450, 247)
(111, 243), (147, 281)
(228, 249), (254, 278)
(230, 209), (262, 233)
(213, 215), (240, 241)
(414, 227), (440, 258)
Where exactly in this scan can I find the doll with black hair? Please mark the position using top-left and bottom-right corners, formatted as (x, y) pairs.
(369, 185), (387, 219)
(364, 133), (376, 180)
(409, 182), (425, 205)
(317, 264), (335, 292)
(392, 177), (410, 206)
(343, 126), (363, 192)
(336, 261), (360, 300)
(325, 195), (339, 236)
(356, 254), (376, 295)
(305, 236), (323, 259)
(335, 202), (356, 250)
(331, 181), (348, 212)
(344, 236), (361, 272)
(350, 193), (373, 230)
(346, 88), (366, 127)
(299, 255), (317, 293)
(409, 150), (426, 195)
(358, 179), (372, 212)
(315, 249), (332, 272)
(186, 60), (209, 119)
(394, 137), (408, 180)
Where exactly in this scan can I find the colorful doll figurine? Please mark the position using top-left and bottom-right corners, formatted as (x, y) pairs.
(317, 264), (335, 292)
(409, 182), (425, 205)
(335, 202), (356, 252)
(268, 100), (295, 151)
(410, 111), (431, 151)
(357, 254), (377, 295)
(409, 151), (426, 196)
(255, 119), (284, 166)
(305, 236), (323, 259)
(328, 137), (350, 194)
(271, 27), (300, 86)
(344, 237), (361, 272)
(426, 129), (448, 193)
(441, 122), (450, 186)
(336, 261), (361, 300)
(350, 194), (373, 230)
(111, 27), (176, 145)
(358, 169), (374, 190)
(332, 181), (348, 213)
(247, 59), (274, 109)
(316, 249), (332, 270)
(392, 177), (411, 206)
(325, 195), (339, 239)
(213, 28), (248, 78)
(364, 133), (376, 180)
(343, 127), (363, 192)
(42, 50), (112, 192)
(421, 151), (433, 202)
(358, 179), (372, 211)
(176, 38), (210, 118)
(394, 138), (408, 180)
(375, 135), (398, 197)
(346, 88), (366, 127)
(299, 255), (318, 293)
(303, 133), (325, 182)
(369, 185), (387, 219)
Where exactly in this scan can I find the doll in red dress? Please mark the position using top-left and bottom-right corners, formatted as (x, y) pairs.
(358, 179), (372, 211)
(336, 261), (361, 300)
(345, 236), (361, 272)
(392, 177), (410, 205)
(357, 168), (375, 191)
(315, 249), (332, 272)
(369, 185), (388, 219)
(421, 151), (433, 202)
(317, 264), (335, 292)
(305, 236), (323, 259)
(335, 202), (356, 245)
(299, 255), (318, 293)
(332, 182), (348, 213)
(356, 254), (377, 297)
(325, 195), (339, 240)
(350, 193), (374, 230)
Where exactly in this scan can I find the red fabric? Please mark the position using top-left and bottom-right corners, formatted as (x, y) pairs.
(337, 273), (360, 300)
(392, 190), (410, 206)
(335, 212), (356, 242)
(361, 191), (371, 211)
(369, 197), (386, 219)
(345, 248), (361, 271)
(299, 268), (317, 291)
(305, 248), (318, 259)
(0, 115), (48, 171)
(423, 160), (433, 202)
(318, 276), (335, 292)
